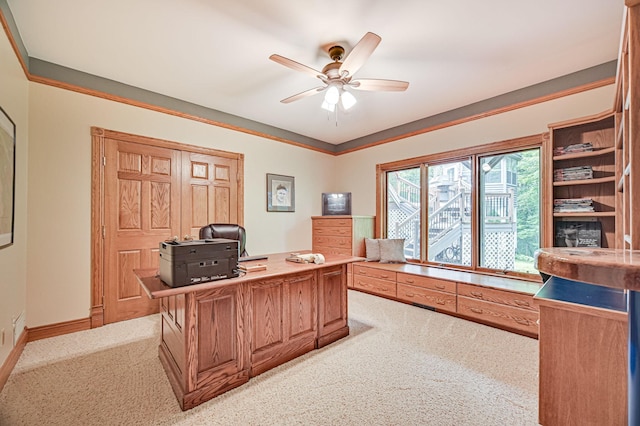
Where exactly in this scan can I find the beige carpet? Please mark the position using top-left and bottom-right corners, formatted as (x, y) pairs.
(0, 290), (539, 425)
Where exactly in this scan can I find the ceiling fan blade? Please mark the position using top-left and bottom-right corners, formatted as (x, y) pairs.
(269, 54), (324, 79)
(350, 78), (409, 92)
(339, 32), (382, 77)
(280, 86), (326, 104)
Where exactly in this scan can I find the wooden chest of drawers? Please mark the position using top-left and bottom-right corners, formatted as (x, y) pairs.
(312, 216), (374, 257)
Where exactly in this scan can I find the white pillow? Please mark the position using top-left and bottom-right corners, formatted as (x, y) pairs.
(365, 238), (380, 261)
(378, 239), (406, 263)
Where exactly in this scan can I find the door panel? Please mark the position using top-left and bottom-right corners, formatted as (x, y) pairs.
(182, 152), (238, 240)
(104, 139), (181, 323)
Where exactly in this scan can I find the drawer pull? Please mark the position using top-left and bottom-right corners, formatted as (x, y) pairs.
(514, 299), (530, 307)
(435, 284), (446, 290)
(436, 299), (446, 305)
(470, 307), (483, 314)
(381, 274), (389, 279)
(405, 278), (415, 283)
(470, 291), (483, 298)
(514, 317), (531, 326)
(405, 292), (415, 297)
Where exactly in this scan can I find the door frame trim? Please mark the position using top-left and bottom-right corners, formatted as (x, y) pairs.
(90, 126), (244, 327)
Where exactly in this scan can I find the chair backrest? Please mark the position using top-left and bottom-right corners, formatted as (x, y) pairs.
(199, 223), (248, 256)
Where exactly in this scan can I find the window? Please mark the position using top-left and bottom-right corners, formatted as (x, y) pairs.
(427, 159), (471, 266)
(479, 149), (540, 274)
(386, 168), (421, 260)
(379, 135), (542, 279)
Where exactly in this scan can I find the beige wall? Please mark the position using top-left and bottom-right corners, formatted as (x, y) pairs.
(0, 26), (29, 365)
(334, 85), (615, 218)
(26, 83), (336, 328)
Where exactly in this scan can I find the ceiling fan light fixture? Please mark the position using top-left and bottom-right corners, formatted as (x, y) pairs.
(324, 84), (340, 105)
(341, 90), (357, 110)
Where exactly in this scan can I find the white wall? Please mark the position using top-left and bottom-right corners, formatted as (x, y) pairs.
(334, 85), (615, 217)
(26, 83), (335, 327)
(0, 27), (28, 365)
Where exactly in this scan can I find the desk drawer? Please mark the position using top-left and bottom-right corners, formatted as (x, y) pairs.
(458, 297), (539, 335)
(457, 283), (537, 311)
(397, 283), (456, 313)
(353, 265), (396, 282)
(353, 275), (397, 298)
(397, 273), (456, 294)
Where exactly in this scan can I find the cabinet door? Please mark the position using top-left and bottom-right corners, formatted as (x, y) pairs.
(317, 265), (349, 347)
(189, 285), (249, 392)
(248, 273), (317, 376)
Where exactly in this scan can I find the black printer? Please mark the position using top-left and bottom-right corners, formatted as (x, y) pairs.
(159, 239), (239, 287)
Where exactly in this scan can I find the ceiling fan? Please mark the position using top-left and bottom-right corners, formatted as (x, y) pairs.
(269, 32), (409, 111)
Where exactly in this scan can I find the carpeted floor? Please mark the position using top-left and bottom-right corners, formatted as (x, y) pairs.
(0, 290), (539, 425)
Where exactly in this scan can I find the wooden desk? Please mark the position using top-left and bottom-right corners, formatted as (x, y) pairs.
(136, 252), (361, 410)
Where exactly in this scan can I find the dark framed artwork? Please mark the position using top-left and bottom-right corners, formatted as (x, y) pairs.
(267, 173), (295, 212)
(0, 106), (15, 249)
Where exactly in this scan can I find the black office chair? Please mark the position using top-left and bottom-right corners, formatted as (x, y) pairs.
(199, 223), (248, 257)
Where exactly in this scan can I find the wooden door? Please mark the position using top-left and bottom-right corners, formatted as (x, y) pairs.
(103, 139), (181, 323)
(181, 152), (239, 240)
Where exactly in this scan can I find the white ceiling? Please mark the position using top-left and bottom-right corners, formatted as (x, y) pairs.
(6, 0), (624, 145)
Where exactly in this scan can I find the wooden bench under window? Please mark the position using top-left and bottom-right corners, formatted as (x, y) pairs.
(349, 261), (543, 338)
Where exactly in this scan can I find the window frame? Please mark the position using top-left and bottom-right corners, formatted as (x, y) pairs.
(376, 133), (547, 281)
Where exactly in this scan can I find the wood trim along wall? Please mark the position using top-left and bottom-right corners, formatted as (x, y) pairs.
(337, 78), (615, 156)
(0, 327), (27, 392)
(0, 5), (617, 158)
(27, 318), (91, 342)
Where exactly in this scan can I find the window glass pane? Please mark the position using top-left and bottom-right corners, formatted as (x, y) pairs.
(479, 149), (540, 273)
(386, 168), (421, 259)
(427, 159), (472, 266)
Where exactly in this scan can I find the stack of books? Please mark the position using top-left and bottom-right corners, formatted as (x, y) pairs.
(553, 165), (593, 181)
(553, 142), (594, 156)
(554, 198), (595, 213)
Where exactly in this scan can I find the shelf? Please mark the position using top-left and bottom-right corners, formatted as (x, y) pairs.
(553, 147), (616, 161)
(553, 176), (617, 187)
(553, 211), (616, 218)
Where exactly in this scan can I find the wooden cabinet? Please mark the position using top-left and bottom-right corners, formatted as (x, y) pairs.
(535, 277), (627, 426)
(351, 261), (541, 337)
(312, 216), (374, 257)
(546, 112), (617, 248)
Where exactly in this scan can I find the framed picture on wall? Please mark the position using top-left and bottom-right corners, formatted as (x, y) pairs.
(267, 173), (295, 212)
(0, 106), (16, 249)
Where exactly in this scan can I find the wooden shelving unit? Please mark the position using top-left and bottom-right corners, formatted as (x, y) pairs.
(615, 2), (640, 252)
(546, 111), (617, 248)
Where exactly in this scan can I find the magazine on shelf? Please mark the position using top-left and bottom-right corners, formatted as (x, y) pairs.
(555, 220), (602, 247)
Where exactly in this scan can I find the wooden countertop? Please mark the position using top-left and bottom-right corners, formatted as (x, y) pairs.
(535, 247), (640, 291)
(136, 251), (363, 299)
